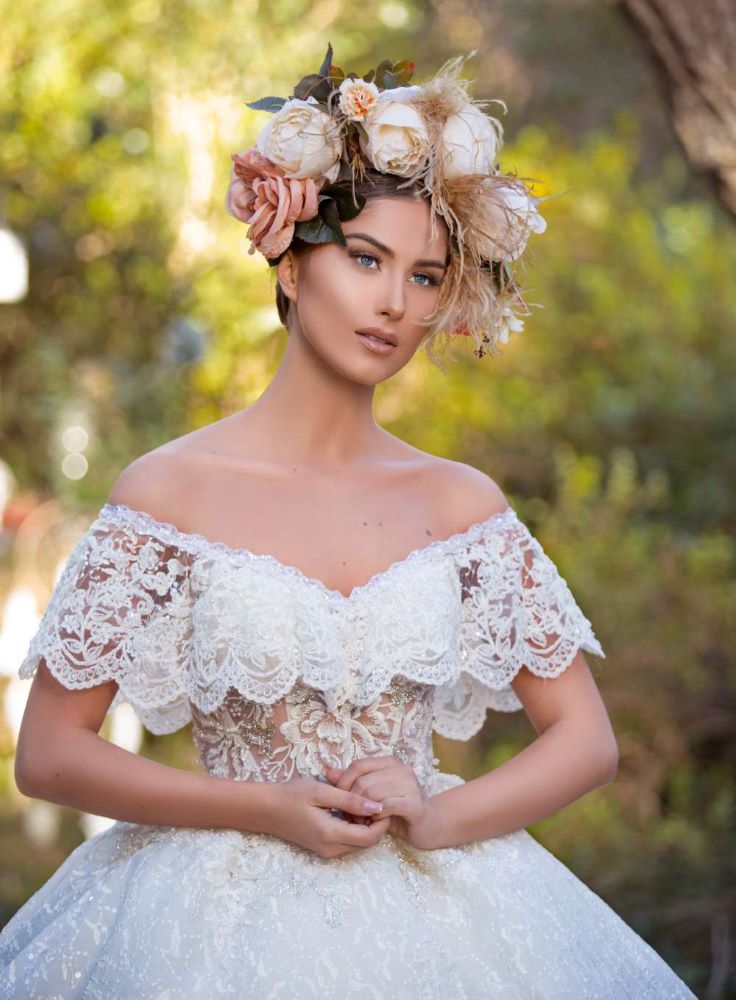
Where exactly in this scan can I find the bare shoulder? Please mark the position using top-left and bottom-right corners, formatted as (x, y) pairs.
(422, 456), (511, 532)
(107, 442), (193, 524)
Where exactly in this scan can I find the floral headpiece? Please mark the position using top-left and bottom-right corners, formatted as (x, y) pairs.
(226, 43), (549, 362)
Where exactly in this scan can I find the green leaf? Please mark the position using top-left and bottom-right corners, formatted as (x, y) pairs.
(294, 213), (342, 245)
(374, 60), (394, 89)
(245, 96), (288, 112)
(324, 186), (366, 221)
(294, 73), (332, 103)
(317, 42), (333, 77)
(319, 198), (347, 244)
(334, 159), (356, 184)
(392, 60), (416, 85)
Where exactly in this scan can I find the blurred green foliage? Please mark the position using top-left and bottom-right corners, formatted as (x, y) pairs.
(2, 2), (734, 995)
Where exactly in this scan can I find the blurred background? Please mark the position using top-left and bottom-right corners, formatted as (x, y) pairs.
(1, 1), (734, 996)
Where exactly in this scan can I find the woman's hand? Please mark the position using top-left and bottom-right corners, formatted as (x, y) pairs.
(324, 755), (447, 851)
(264, 775), (391, 859)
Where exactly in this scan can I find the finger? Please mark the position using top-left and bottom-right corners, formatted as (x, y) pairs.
(332, 755), (397, 792)
(334, 814), (391, 847)
(342, 763), (406, 798)
(352, 773), (412, 800)
(318, 785), (385, 817)
(347, 767), (419, 801)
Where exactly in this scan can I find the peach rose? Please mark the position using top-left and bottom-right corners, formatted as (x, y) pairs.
(337, 78), (380, 121)
(226, 148), (320, 259)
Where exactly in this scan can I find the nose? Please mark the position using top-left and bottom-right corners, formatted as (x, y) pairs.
(377, 270), (406, 321)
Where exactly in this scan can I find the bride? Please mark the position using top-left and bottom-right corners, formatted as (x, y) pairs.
(1, 45), (696, 998)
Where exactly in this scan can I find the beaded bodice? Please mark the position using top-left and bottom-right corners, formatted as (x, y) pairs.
(190, 675), (439, 787)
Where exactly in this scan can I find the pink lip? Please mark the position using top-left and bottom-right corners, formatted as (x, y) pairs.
(355, 331), (397, 355)
(356, 328), (398, 347)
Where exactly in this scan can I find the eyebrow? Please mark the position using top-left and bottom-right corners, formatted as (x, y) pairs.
(345, 232), (449, 270)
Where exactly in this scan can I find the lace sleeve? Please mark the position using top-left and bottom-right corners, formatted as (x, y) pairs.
(432, 508), (606, 740)
(18, 509), (196, 735)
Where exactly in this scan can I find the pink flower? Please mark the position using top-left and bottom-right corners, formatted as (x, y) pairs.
(225, 148), (320, 259)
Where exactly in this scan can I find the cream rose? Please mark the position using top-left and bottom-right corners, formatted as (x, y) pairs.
(440, 104), (503, 178)
(337, 78), (380, 121)
(256, 96), (342, 183)
(378, 85), (423, 104)
(359, 95), (430, 177)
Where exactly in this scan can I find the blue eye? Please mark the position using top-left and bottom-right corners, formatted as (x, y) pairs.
(347, 248), (440, 287)
(350, 250), (379, 269)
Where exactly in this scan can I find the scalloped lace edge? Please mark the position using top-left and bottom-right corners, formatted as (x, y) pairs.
(98, 502), (518, 604)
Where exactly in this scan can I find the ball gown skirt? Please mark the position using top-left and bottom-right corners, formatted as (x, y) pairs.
(0, 770), (696, 999)
(0, 501), (697, 998)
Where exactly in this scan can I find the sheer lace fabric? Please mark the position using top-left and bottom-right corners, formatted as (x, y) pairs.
(17, 501), (606, 762)
(1, 501), (698, 998)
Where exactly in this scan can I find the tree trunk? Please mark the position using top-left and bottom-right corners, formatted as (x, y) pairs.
(613, 0), (736, 218)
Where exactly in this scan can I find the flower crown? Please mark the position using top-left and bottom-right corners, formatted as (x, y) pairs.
(226, 43), (549, 361)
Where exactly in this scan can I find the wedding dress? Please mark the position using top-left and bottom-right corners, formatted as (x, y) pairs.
(0, 501), (696, 998)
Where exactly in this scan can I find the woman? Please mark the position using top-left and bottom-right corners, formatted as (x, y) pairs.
(1, 46), (696, 997)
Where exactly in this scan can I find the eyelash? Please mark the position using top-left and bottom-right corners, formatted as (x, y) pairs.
(347, 248), (441, 288)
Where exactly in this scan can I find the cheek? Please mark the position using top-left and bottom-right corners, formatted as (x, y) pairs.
(298, 261), (360, 331)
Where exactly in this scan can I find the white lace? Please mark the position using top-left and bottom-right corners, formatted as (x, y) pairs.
(6, 507), (703, 1000)
(18, 501), (605, 781)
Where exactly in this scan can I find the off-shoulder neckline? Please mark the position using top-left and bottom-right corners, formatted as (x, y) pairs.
(98, 501), (518, 604)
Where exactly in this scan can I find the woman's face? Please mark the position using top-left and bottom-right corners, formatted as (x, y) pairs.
(277, 195), (450, 384)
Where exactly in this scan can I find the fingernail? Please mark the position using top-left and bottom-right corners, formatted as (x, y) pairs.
(364, 800), (383, 812)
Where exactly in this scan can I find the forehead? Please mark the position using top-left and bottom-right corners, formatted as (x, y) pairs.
(345, 196), (449, 252)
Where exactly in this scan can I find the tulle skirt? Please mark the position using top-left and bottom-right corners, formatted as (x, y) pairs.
(0, 773), (696, 999)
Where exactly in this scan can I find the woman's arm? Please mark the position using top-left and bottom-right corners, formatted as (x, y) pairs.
(14, 660), (275, 834)
(427, 652), (619, 849)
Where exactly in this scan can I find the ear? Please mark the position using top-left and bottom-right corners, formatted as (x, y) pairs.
(276, 250), (299, 306)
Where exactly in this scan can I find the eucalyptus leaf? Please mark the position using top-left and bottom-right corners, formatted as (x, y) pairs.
(245, 96), (288, 112)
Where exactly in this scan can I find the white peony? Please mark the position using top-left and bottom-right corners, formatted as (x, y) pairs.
(440, 104), (503, 178)
(256, 96), (342, 183)
(359, 95), (430, 177)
